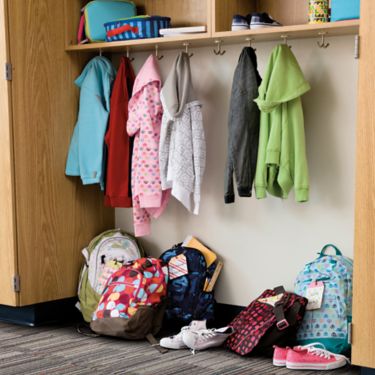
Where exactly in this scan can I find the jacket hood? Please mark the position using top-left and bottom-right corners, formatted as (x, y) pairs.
(75, 56), (116, 88)
(132, 54), (161, 97)
(161, 52), (196, 118)
(255, 44), (310, 113)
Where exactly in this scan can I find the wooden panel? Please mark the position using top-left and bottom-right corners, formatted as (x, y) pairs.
(213, 0), (256, 32)
(352, 0), (375, 368)
(0, 0), (17, 306)
(256, 0), (309, 26)
(7, 0), (114, 306)
(135, 0), (210, 28)
(65, 20), (360, 52)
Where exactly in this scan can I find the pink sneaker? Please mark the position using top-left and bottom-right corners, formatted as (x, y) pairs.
(273, 346), (289, 367)
(286, 343), (350, 370)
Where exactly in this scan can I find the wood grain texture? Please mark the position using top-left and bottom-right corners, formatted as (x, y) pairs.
(352, 0), (375, 368)
(256, 0), (309, 26)
(7, 0), (114, 306)
(213, 0), (256, 32)
(135, 0), (210, 28)
(65, 20), (359, 53)
(0, 0), (17, 306)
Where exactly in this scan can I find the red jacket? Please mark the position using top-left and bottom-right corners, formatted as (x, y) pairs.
(104, 57), (135, 207)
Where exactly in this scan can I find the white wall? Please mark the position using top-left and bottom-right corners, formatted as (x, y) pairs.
(116, 36), (358, 307)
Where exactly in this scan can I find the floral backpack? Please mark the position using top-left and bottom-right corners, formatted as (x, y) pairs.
(77, 229), (143, 322)
(294, 244), (353, 354)
(90, 257), (168, 342)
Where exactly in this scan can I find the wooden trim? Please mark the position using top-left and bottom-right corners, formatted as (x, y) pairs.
(65, 20), (359, 53)
(0, 0), (17, 306)
(352, 0), (375, 368)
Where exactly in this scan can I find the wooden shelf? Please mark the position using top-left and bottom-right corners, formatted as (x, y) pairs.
(65, 20), (359, 53)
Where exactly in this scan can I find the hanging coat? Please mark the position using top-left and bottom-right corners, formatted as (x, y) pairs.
(224, 47), (262, 204)
(254, 45), (311, 202)
(127, 54), (170, 237)
(104, 57), (135, 207)
(159, 52), (206, 215)
(65, 56), (116, 190)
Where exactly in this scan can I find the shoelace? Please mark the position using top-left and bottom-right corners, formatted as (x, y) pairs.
(298, 343), (350, 363)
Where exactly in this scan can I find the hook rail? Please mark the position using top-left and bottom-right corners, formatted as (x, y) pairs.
(183, 42), (194, 58)
(155, 44), (164, 60)
(213, 40), (226, 56)
(126, 47), (135, 62)
(280, 35), (292, 48)
(317, 32), (330, 48)
(245, 37), (256, 51)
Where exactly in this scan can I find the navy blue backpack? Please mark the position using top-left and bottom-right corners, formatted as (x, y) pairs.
(160, 245), (216, 325)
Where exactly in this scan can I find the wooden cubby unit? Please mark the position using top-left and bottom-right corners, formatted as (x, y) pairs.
(65, 1), (359, 54)
(213, 0), (309, 34)
(65, 0), (212, 52)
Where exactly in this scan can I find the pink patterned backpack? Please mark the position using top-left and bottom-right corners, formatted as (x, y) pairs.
(90, 257), (168, 341)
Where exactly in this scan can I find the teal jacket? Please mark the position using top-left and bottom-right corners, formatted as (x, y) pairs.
(65, 57), (116, 190)
(254, 45), (310, 202)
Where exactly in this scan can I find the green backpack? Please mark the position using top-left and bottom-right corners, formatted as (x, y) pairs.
(77, 229), (143, 322)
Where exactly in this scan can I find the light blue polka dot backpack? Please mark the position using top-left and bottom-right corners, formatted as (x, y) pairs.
(294, 244), (353, 354)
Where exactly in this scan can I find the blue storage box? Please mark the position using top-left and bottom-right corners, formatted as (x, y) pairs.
(331, 0), (360, 21)
(104, 16), (171, 42)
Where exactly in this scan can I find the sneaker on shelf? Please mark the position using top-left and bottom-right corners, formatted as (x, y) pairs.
(182, 326), (235, 351)
(231, 14), (250, 31)
(159, 320), (207, 350)
(273, 345), (289, 367)
(250, 13), (282, 29)
(286, 343), (350, 371)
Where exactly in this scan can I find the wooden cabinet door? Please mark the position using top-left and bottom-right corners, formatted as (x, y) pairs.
(6, 0), (114, 306)
(0, 0), (17, 306)
(352, 0), (375, 368)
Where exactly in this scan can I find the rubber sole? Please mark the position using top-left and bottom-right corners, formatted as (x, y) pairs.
(273, 360), (286, 367)
(286, 361), (347, 370)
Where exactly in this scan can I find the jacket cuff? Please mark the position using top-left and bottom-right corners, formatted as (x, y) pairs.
(255, 186), (267, 199)
(139, 193), (162, 208)
(134, 222), (151, 237)
(295, 188), (309, 202)
(224, 194), (235, 204)
(237, 187), (252, 197)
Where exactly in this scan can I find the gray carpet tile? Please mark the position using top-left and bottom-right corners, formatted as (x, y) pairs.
(0, 322), (360, 375)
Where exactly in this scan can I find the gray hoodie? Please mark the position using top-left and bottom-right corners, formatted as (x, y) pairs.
(224, 47), (262, 203)
(159, 52), (206, 215)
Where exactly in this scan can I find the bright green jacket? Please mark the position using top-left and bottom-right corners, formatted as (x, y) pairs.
(254, 45), (311, 202)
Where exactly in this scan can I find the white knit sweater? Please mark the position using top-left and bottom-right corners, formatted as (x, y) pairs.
(159, 99), (205, 214)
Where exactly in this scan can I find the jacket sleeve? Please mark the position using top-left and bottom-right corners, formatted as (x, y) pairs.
(159, 113), (172, 190)
(292, 101), (309, 202)
(191, 106), (206, 215)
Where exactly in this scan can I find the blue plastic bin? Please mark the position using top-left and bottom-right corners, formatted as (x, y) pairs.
(104, 16), (171, 42)
(331, 0), (360, 21)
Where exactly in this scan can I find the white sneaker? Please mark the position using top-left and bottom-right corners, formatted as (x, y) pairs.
(182, 326), (235, 351)
(159, 320), (207, 349)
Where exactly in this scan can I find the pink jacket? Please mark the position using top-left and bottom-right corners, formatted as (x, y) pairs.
(127, 55), (170, 237)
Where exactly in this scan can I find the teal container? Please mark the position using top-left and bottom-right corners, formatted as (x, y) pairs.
(331, 0), (360, 21)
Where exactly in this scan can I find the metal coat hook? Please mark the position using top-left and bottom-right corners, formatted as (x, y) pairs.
(317, 32), (330, 48)
(99, 48), (103, 56)
(245, 37), (256, 51)
(155, 44), (164, 60)
(280, 35), (292, 48)
(183, 42), (194, 58)
(213, 40), (226, 56)
(126, 47), (135, 62)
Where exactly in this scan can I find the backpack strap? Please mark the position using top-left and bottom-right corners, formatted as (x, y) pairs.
(145, 333), (169, 354)
(273, 286), (289, 330)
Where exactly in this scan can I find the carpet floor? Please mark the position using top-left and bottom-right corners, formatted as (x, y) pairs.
(0, 322), (360, 375)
